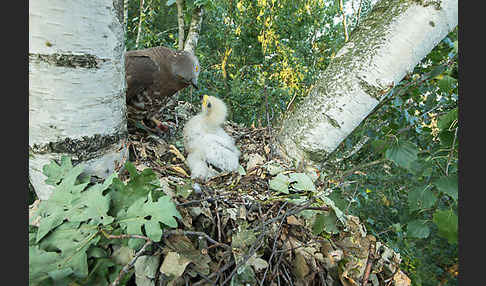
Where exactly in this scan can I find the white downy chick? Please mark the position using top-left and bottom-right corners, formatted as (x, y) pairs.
(183, 95), (240, 181)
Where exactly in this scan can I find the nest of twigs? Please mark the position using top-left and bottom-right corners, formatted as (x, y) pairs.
(117, 93), (410, 286)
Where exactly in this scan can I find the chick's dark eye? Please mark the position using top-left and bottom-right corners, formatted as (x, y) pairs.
(207, 102), (212, 108)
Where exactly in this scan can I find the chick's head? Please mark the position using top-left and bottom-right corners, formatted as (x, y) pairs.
(201, 95), (228, 127)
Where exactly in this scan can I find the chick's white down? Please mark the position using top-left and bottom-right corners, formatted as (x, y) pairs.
(183, 95), (240, 180)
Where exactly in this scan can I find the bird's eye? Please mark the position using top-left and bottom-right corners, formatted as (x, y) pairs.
(207, 102), (211, 108)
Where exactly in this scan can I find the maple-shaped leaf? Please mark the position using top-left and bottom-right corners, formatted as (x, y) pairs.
(38, 222), (100, 279)
(110, 161), (159, 216)
(35, 164), (115, 243)
(29, 246), (71, 285)
(69, 172), (117, 225)
(35, 162), (90, 242)
(42, 156), (76, 186)
(118, 195), (181, 243)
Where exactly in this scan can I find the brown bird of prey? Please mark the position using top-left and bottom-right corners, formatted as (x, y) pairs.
(125, 46), (200, 103)
(183, 95), (240, 181)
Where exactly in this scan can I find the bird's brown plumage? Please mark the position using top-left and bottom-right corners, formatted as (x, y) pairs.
(125, 46), (200, 101)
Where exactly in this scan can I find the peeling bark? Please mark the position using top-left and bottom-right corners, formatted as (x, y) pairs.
(29, 0), (128, 200)
(274, 0), (457, 167)
(183, 6), (204, 54)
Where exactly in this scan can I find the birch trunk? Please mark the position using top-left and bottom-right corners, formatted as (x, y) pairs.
(183, 6), (204, 54)
(124, 0), (129, 32)
(135, 0), (144, 48)
(29, 0), (128, 200)
(176, 0), (185, 51)
(274, 0), (457, 167)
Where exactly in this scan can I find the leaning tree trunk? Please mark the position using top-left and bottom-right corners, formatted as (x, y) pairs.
(183, 5), (204, 54)
(274, 0), (458, 166)
(29, 0), (128, 200)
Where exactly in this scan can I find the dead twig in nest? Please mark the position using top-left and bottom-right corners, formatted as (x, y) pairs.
(361, 238), (377, 286)
(163, 230), (232, 251)
(110, 240), (153, 286)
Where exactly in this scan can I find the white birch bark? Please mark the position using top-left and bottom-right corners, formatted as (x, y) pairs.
(176, 0), (185, 51)
(183, 6), (204, 54)
(29, 0), (128, 200)
(135, 0), (145, 48)
(274, 0), (457, 166)
(124, 0), (129, 32)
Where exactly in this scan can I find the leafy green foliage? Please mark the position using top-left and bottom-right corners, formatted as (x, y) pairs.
(29, 157), (181, 285)
(327, 27), (458, 285)
(385, 140), (419, 170)
(118, 195), (181, 243)
(433, 175), (458, 201)
(407, 185), (437, 212)
(406, 220), (430, 239)
(433, 210), (458, 245)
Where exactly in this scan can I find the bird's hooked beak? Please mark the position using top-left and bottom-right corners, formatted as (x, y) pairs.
(191, 78), (198, 89)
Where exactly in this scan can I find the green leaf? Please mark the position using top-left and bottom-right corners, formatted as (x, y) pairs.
(438, 75), (456, 93)
(437, 108), (458, 131)
(289, 173), (316, 191)
(29, 246), (66, 285)
(42, 155), (75, 186)
(433, 175), (458, 201)
(433, 210), (458, 244)
(408, 186), (437, 212)
(166, 0), (176, 6)
(38, 222), (100, 278)
(312, 211), (339, 235)
(35, 163), (91, 242)
(429, 65), (447, 78)
(385, 141), (419, 170)
(119, 196), (181, 242)
(110, 161), (159, 216)
(370, 139), (388, 154)
(269, 173), (290, 194)
(406, 220), (430, 239)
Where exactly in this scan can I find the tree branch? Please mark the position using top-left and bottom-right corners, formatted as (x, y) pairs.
(183, 5), (204, 53)
(176, 0), (185, 50)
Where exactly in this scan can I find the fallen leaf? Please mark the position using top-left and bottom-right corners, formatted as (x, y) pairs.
(169, 166), (189, 177)
(159, 251), (191, 278)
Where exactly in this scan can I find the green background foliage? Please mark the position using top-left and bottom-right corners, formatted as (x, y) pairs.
(29, 1), (458, 285)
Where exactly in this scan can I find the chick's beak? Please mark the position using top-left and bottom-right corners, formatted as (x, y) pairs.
(202, 95), (209, 108)
(191, 78), (198, 89)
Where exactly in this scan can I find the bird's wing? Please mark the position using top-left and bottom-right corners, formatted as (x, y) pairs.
(200, 131), (240, 172)
(125, 53), (159, 99)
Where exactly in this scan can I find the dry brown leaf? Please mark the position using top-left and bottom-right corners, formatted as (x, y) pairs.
(169, 144), (186, 161)
(169, 165), (189, 177)
(286, 215), (302, 226)
(393, 270), (412, 286)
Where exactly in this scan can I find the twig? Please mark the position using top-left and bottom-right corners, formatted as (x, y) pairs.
(445, 127), (458, 176)
(260, 202), (289, 285)
(215, 200), (222, 242)
(339, 159), (386, 179)
(110, 240), (153, 286)
(338, 0), (349, 42)
(361, 239), (376, 286)
(100, 229), (151, 242)
(163, 230), (231, 250)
